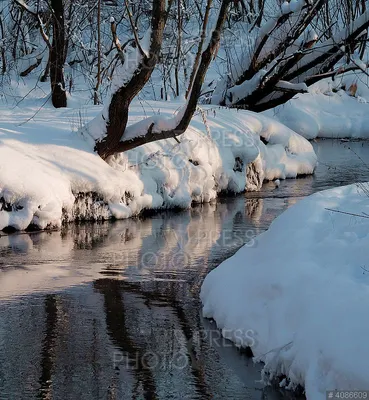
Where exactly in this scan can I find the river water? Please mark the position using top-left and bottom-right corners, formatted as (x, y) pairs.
(1, 140), (369, 400)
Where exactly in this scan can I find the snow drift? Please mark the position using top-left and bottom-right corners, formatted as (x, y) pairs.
(0, 100), (316, 231)
(267, 71), (369, 139)
(201, 183), (369, 399)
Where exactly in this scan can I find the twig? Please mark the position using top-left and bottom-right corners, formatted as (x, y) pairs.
(255, 341), (293, 361)
(325, 208), (369, 219)
(17, 94), (51, 126)
(360, 265), (369, 273)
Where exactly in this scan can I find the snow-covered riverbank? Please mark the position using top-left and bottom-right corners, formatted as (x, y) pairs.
(0, 101), (316, 232)
(267, 72), (369, 139)
(201, 182), (369, 399)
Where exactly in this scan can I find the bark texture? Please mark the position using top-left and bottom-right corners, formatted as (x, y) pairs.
(50, 0), (67, 108)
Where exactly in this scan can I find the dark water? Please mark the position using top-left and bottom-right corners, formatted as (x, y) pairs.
(1, 140), (369, 400)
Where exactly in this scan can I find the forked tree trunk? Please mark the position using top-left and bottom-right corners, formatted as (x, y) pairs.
(50, 0), (67, 108)
(107, 0), (231, 154)
(94, 0), (231, 159)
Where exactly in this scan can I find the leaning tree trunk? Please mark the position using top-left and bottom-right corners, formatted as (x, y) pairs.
(50, 0), (67, 108)
(211, 0), (369, 112)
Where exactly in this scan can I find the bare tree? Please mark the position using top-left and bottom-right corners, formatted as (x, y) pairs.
(13, 0), (67, 107)
(94, 0), (232, 159)
(174, 0), (183, 97)
(5, 0), (369, 131)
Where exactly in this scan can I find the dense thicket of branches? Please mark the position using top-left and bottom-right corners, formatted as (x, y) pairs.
(1, 0), (369, 158)
(1, 0), (218, 103)
(211, 0), (369, 111)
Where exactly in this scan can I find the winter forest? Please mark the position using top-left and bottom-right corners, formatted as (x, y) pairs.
(1, 0), (369, 399)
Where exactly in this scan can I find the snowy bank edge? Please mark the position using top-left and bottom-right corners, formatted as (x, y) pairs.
(200, 182), (369, 399)
(0, 104), (317, 232)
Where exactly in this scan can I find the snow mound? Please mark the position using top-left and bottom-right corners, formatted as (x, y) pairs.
(268, 72), (369, 139)
(201, 183), (369, 399)
(0, 101), (316, 231)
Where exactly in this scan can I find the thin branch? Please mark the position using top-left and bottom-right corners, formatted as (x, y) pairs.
(110, 17), (125, 63)
(17, 94), (52, 126)
(325, 208), (369, 219)
(124, 0), (146, 57)
(304, 64), (366, 85)
(14, 0), (37, 16)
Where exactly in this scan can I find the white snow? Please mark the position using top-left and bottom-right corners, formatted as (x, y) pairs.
(259, 17), (279, 37)
(281, 2), (290, 15)
(268, 71), (369, 139)
(275, 80), (308, 92)
(225, 70), (266, 106)
(289, 0), (304, 13)
(201, 183), (369, 399)
(0, 100), (316, 231)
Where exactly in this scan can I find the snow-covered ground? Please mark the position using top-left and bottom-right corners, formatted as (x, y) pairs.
(201, 182), (369, 399)
(0, 98), (316, 232)
(267, 72), (369, 139)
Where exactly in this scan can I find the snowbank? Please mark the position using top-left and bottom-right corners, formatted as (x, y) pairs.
(0, 100), (316, 231)
(268, 72), (369, 139)
(201, 183), (369, 399)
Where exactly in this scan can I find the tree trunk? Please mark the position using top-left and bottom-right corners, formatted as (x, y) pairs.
(94, 0), (102, 105)
(50, 0), (67, 108)
(174, 0), (182, 97)
(186, 0), (212, 98)
(0, 13), (6, 74)
(40, 55), (50, 82)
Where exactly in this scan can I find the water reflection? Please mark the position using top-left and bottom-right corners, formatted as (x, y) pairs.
(0, 197), (294, 399)
(0, 198), (271, 301)
(38, 294), (57, 399)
